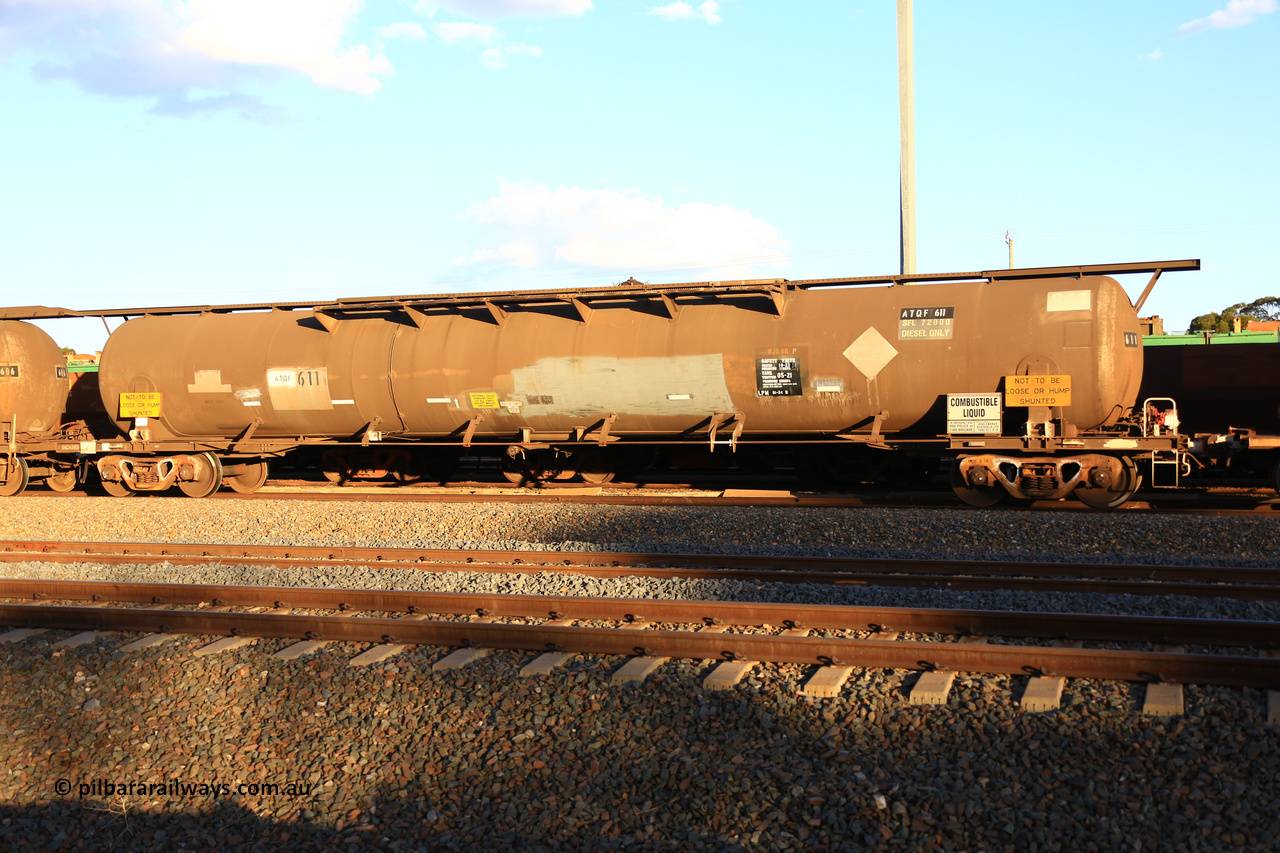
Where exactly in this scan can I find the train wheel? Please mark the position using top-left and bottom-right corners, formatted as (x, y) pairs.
(388, 451), (427, 485)
(224, 460), (269, 495)
(321, 450), (348, 485)
(1075, 457), (1139, 510)
(99, 478), (137, 498)
(0, 456), (29, 497)
(46, 469), (77, 492)
(502, 448), (564, 486)
(500, 452), (528, 485)
(950, 460), (1005, 507)
(179, 452), (224, 498)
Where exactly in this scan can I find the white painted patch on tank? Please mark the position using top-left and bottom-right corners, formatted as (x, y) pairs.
(843, 329), (898, 381)
(188, 370), (232, 393)
(1047, 291), (1092, 312)
(511, 354), (734, 417)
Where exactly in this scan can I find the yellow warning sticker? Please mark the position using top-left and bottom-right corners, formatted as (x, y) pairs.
(119, 392), (163, 418)
(468, 391), (500, 409)
(1004, 374), (1071, 407)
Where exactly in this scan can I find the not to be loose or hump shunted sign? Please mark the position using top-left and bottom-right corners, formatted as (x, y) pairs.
(118, 392), (163, 418)
(946, 393), (1001, 434)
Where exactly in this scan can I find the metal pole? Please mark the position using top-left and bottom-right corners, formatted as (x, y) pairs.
(1006, 231), (1014, 269)
(897, 0), (916, 276)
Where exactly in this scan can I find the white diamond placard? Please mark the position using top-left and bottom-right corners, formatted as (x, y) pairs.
(843, 328), (899, 380)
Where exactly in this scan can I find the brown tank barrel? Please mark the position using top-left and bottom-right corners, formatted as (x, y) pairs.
(0, 320), (70, 436)
(97, 275), (1141, 442)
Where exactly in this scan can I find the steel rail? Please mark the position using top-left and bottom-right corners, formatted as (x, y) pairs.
(4, 550), (1280, 599)
(2, 540), (1279, 597)
(22, 485), (1280, 514)
(2, 538), (1271, 579)
(222, 489), (1280, 514)
(2, 579), (1279, 646)
(0, 601), (1273, 688)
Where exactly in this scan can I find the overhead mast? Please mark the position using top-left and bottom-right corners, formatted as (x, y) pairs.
(897, 0), (916, 276)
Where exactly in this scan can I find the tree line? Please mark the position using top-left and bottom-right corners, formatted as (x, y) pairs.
(1189, 297), (1280, 333)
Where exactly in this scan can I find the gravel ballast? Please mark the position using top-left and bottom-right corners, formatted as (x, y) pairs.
(2, 496), (1279, 851)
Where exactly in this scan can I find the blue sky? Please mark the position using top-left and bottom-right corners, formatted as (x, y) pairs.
(2, 0), (1277, 353)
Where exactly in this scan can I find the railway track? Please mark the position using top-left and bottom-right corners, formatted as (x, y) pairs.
(24, 481), (1280, 514)
(4, 538), (1280, 600)
(1, 579), (1278, 689)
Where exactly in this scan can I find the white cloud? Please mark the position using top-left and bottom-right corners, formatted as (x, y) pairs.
(648, 2), (693, 21)
(0, 0), (392, 112)
(481, 45), (545, 71)
(647, 1), (721, 24)
(378, 22), (427, 40)
(423, 0), (591, 18)
(480, 47), (508, 69)
(433, 21), (502, 44)
(461, 180), (789, 277)
(432, 22), (542, 68)
(1176, 0), (1277, 36)
(1139, 49), (1164, 61)
(506, 43), (545, 56)
(175, 0), (391, 95)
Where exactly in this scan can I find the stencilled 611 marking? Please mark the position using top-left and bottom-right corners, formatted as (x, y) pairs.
(267, 368), (326, 388)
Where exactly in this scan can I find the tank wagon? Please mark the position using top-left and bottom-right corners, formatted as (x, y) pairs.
(0, 259), (1199, 507)
(0, 320), (75, 495)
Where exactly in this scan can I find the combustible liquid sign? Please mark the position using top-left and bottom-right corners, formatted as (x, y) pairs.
(946, 393), (1001, 434)
(1004, 375), (1071, 407)
(118, 392), (163, 418)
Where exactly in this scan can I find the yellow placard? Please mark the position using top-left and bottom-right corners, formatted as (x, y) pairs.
(119, 392), (163, 418)
(468, 391), (500, 409)
(1004, 374), (1071, 407)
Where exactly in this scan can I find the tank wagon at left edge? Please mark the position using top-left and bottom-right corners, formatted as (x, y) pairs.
(0, 319), (77, 495)
(0, 259), (1200, 508)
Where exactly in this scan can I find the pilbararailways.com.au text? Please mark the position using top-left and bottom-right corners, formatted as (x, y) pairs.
(56, 778), (314, 799)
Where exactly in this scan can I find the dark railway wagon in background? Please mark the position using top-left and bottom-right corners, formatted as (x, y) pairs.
(1139, 330), (1280, 490)
(1140, 331), (1280, 435)
(0, 260), (1200, 507)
